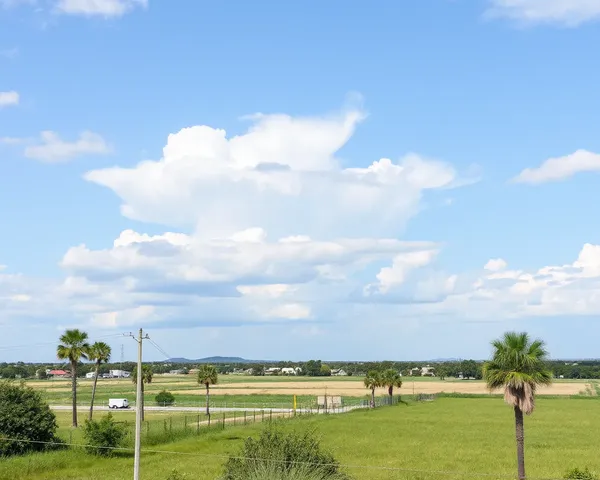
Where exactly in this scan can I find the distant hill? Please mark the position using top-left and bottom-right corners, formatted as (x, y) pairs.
(166, 356), (259, 364)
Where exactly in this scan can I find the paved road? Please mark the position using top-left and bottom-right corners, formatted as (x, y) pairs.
(50, 405), (359, 414)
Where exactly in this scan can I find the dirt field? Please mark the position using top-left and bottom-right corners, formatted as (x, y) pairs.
(174, 380), (590, 397)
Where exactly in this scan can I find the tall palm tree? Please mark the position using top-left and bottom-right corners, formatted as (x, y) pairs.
(382, 369), (403, 403)
(132, 365), (153, 421)
(483, 332), (552, 480)
(197, 364), (218, 416)
(363, 370), (381, 408)
(57, 329), (90, 427)
(88, 342), (112, 420)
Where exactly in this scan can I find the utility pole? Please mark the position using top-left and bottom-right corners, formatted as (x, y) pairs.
(127, 329), (149, 480)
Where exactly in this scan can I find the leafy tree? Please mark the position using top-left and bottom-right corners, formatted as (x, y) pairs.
(320, 364), (332, 377)
(437, 365), (449, 381)
(222, 426), (350, 480)
(88, 341), (112, 420)
(197, 364), (218, 416)
(36, 369), (48, 380)
(132, 365), (153, 421)
(363, 370), (381, 407)
(381, 369), (402, 401)
(483, 332), (552, 480)
(82, 413), (126, 456)
(304, 360), (322, 377)
(156, 390), (175, 406)
(57, 329), (90, 427)
(0, 381), (60, 456)
(460, 359), (481, 379)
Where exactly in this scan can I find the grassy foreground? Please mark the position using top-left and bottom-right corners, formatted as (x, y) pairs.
(2, 397), (600, 480)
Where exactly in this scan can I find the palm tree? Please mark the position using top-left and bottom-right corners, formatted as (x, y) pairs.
(88, 342), (111, 420)
(483, 332), (552, 480)
(57, 329), (90, 427)
(132, 365), (153, 421)
(382, 369), (402, 403)
(197, 365), (218, 416)
(363, 370), (381, 408)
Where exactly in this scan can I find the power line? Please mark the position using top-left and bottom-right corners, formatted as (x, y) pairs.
(146, 338), (171, 361)
(0, 436), (568, 480)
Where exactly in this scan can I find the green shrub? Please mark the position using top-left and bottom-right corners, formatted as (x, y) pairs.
(82, 413), (126, 456)
(0, 381), (59, 456)
(564, 468), (598, 480)
(222, 426), (351, 480)
(156, 390), (176, 406)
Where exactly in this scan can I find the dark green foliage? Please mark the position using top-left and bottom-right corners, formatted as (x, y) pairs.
(222, 426), (351, 480)
(82, 413), (126, 456)
(0, 381), (59, 456)
(156, 390), (176, 406)
(565, 468), (598, 480)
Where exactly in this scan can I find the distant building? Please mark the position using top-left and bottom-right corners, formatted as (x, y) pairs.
(331, 369), (347, 376)
(109, 369), (131, 378)
(265, 367), (281, 375)
(47, 369), (70, 378)
(281, 367), (302, 375)
(421, 365), (435, 377)
(169, 369), (185, 375)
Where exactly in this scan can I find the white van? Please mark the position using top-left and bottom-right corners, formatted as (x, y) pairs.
(108, 398), (129, 409)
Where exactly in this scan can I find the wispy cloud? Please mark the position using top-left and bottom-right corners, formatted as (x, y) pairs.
(55, 0), (147, 17)
(24, 130), (111, 162)
(487, 0), (600, 27)
(0, 91), (19, 107)
(512, 150), (600, 185)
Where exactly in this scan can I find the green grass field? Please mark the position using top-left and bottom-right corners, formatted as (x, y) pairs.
(2, 397), (600, 480)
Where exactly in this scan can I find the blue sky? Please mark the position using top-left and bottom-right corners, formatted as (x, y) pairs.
(2, 0), (600, 363)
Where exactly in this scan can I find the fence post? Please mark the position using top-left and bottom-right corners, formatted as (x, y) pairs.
(223, 412), (226, 429)
(208, 413), (211, 427)
(262, 410), (264, 423)
(244, 412), (247, 425)
(197, 414), (200, 435)
(270, 409), (272, 422)
(253, 411), (256, 423)
(184, 416), (187, 431)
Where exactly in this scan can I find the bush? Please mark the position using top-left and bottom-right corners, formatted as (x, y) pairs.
(222, 426), (351, 480)
(156, 390), (176, 406)
(0, 381), (59, 456)
(565, 468), (598, 480)
(82, 413), (126, 456)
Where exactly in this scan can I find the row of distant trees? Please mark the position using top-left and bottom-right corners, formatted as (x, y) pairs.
(7, 358), (600, 381)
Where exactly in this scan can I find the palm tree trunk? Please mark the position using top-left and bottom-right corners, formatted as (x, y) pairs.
(89, 364), (100, 420)
(206, 384), (210, 416)
(514, 406), (526, 480)
(71, 361), (78, 427)
(371, 387), (375, 407)
(388, 386), (393, 404)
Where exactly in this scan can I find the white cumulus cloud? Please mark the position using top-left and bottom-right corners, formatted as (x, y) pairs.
(0, 91), (19, 107)
(512, 150), (600, 184)
(484, 258), (508, 271)
(487, 0), (600, 27)
(24, 130), (111, 163)
(85, 106), (472, 239)
(55, 0), (147, 17)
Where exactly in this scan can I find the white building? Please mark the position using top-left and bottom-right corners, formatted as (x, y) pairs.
(281, 367), (302, 375)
